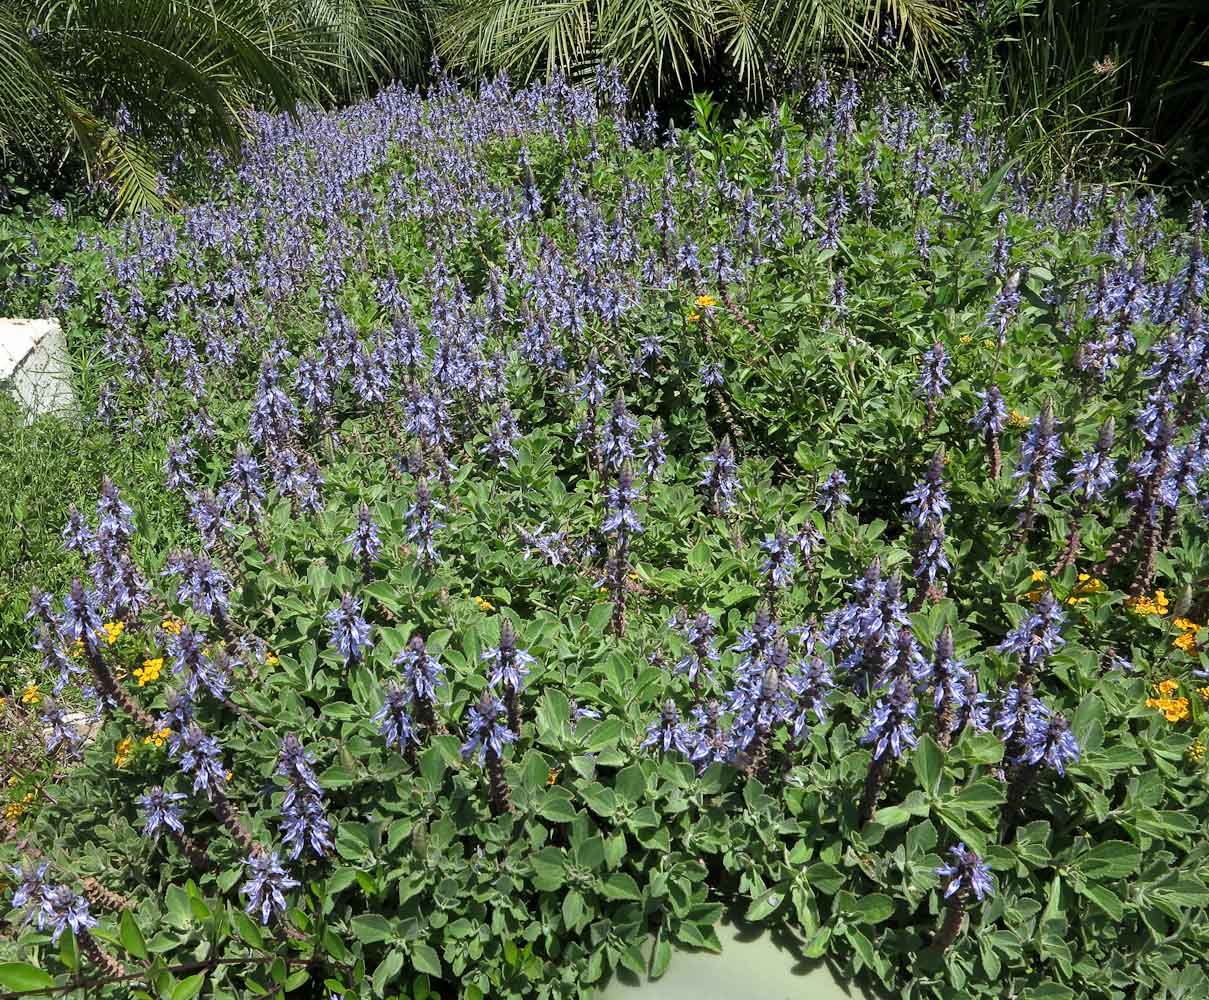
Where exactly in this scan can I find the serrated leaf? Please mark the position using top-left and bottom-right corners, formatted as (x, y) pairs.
(537, 787), (578, 822)
(1075, 880), (1124, 921)
(1075, 841), (1139, 880)
(601, 873), (642, 901)
(410, 943), (442, 977)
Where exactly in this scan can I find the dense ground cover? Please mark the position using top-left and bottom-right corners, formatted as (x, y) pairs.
(2, 71), (1209, 999)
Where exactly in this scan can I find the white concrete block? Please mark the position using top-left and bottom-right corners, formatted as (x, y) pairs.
(0, 317), (77, 421)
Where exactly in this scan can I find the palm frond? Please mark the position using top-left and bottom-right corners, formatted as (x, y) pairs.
(601, 0), (711, 97)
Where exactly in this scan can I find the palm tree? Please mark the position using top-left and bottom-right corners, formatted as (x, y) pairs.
(0, 0), (435, 215)
(436, 0), (959, 100)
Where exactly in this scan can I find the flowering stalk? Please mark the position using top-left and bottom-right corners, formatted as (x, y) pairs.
(929, 627), (968, 750)
(482, 619), (534, 738)
(1054, 417), (1116, 574)
(931, 844), (993, 950)
(1011, 400), (1062, 547)
(462, 690), (516, 815)
(701, 437), (739, 516)
(738, 649), (784, 781)
(78, 926), (128, 978)
(858, 676), (918, 823)
(904, 448), (950, 612)
(136, 785), (210, 869)
(80, 877), (130, 913)
(345, 504), (382, 582)
(971, 386), (1006, 480)
(918, 341), (950, 435)
(674, 611), (719, 693)
(759, 528), (796, 619)
(603, 466), (642, 636)
(1098, 415), (1172, 587)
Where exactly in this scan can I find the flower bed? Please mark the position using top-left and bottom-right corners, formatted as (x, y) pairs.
(2, 71), (1208, 999)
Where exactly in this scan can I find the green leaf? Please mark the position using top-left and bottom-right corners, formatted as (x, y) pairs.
(872, 805), (913, 829)
(410, 943), (442, 978)
(587, 603), (613, 633)
(1026, 983), (1075, 1000)
(802, 926), (831, 959)
(913, 735), (944, 796)
(1075, 841), (1139, 880)
(601, 873), (643, 901)
(650, 931), (672, 979)
(845, 893), (895, 925)
(906, 819), (938, 857)
(562, 890), (587, 930)
(949, 778), (1006, 812)
(745, 884), (786, 921)
(171, 973), (207, 1000)
(805, 863), (845, 895)
(937, 806), (989, 855)
(537, 787), (578, 822)
(351, 914), (395, 944)
(721, 584), (760, 607)
(1075, 881), (1124, 921)
(575, 835), (606, 871)
(583, 717), (622, 752)
(529, 847), (567, 889)
(535, 689), (571, 747)
(371, 951), (404, 997)
(120, 909), (148, 959)
(231, 908), (265, 950)
(0, 964), (56, 992)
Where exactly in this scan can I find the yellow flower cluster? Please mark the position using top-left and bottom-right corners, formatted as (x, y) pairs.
(1126, 590), (1169, 617)
(143, 727), (172, 750)
(1024, 570), (1106, 605)
(20, 684), (40, 705)
(114, 737), (134, 767)
(474, 596), (495, 612)
(161, 617), (184, 636)
(1189, 739), (1206, 762)
(687, 311), (701, 323)
(102, 621), (125, 645)
(1146, 679), (1190, 722)
(1174, 618), (1203, 654)
(134, 657), (163, 686)
(1066, 573), (1106, 605)
(695, 294), (718, 309)
(4, 793), (34, 821)
(959, 335), (973, 345)
(1008, 409), (1029, 428)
